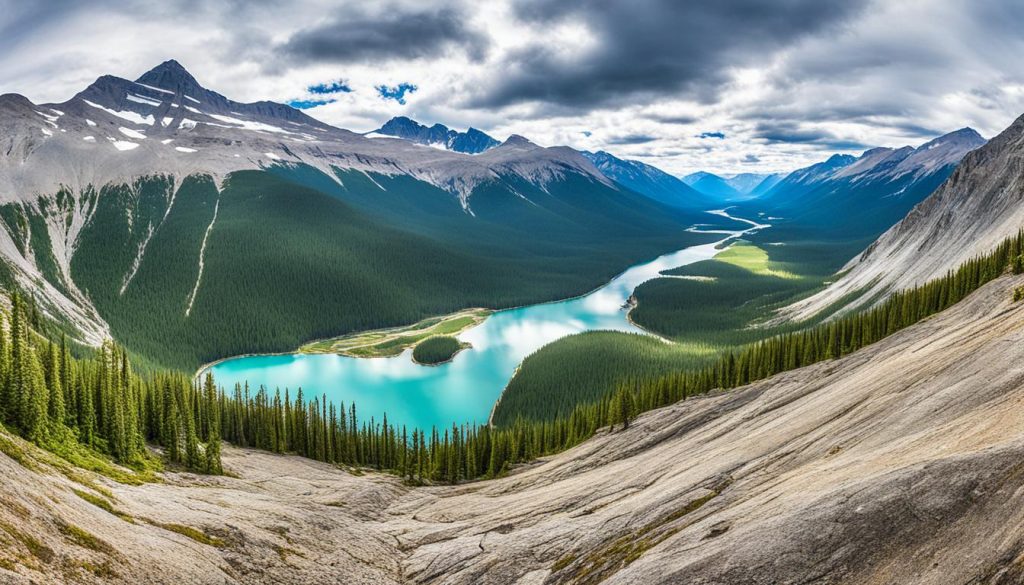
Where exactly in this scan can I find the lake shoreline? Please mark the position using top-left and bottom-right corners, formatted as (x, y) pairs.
(194, 220), (725, 379)
(484, 211), (768, 427)
(410, 343), (471, 367)
(199, 209), (767, 431)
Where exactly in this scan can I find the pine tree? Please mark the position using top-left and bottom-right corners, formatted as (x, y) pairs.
(24, 347), (49, 445)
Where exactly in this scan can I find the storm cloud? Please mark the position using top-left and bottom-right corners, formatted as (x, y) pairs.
(471, 0), (869, 109)
(279, 5), (488, 63)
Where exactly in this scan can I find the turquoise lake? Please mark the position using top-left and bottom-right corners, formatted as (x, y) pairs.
(207, 211), (763, 431)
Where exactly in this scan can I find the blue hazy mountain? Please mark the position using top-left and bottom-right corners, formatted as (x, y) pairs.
(682, 171), (740, 200)
(682, 171), (781, 201)
(582, 150), (710, 209)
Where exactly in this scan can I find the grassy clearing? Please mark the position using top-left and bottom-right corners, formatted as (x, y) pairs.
(300, 308), (489, 358)
(711, 241), (798, 279)
(631, 239), (831, 347)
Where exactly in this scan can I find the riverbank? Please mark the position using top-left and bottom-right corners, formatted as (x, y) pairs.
(299, 308), (491, 358)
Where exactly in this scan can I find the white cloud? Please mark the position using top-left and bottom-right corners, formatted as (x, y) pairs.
(1, 0), (1023, 177)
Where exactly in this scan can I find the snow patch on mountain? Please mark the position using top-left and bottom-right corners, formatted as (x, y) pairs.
(83, 99), (154, 125)
(0, 60), (623, 339)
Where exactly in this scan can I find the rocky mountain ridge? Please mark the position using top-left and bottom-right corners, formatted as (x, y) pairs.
(370, 116), (500, 154)
(1, 60), (611, 208)
(745, 127), (986, 250)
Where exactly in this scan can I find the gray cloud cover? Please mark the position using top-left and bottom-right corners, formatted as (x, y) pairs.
(279, 5), (488, 63)
(471, 0), (869, 109)
(1, 0), (1023, 176)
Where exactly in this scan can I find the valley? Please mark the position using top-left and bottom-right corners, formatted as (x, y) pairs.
(4, 269), (1023, 585)
(0, 21), (1021, 583)
(206, 209), (761, 431)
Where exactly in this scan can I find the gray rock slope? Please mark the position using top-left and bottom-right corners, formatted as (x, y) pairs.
(3, 272), (1023, 584)
(780, 116), (1022, 321)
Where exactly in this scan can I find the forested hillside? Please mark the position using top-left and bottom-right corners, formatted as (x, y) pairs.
(2, 166), (720, 371)
(0, 293), (222, 478)
(494, 230), (1024, 425)
(4, 224), (1021, 500)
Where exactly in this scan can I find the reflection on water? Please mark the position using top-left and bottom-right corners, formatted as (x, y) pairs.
(208, 212), (764, 430)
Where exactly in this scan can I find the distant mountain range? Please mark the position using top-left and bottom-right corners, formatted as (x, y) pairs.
(369, 116), (500, 154)
(751, 127), (985, 239)
(366, 118), (735, 209)
(682, 171), (783, 201)
(780, 123), (1011, 321)
(581, 150), (709, 209)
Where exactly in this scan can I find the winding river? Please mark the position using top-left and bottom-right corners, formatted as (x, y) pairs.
(207, 210), (765, 431)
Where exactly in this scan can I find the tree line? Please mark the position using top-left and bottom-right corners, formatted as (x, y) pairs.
(215, 227), (1024, 483)
(2, 228), (1021, 485)
(0, 293), (221, 474)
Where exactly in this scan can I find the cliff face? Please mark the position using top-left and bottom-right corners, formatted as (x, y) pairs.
(3, 274), (1024, 584)
(779, 114), (1024, 322)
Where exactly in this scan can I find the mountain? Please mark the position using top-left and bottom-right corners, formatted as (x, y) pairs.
(581, 150), (709, 209)
(779, 120), (1019, 321)
(748, 173), (783, 197)
(724, 172), (778, 195)
(682, 171), (781, 200)
(752, 129), (985, 242)
(682, 171), (740, 200)
(764, 153), (857, 195)
(370, 116), (500, 154)
(0, 60), (723, 368)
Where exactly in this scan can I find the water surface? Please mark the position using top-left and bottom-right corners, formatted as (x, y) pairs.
(208, 211), (762, 430)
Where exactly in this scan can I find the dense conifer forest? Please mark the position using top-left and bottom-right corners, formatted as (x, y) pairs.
(411, 336), (465, 365)
(6, 229), (1019, 487)
(44, 168), (722, 370)
(0, 294), (221, 476)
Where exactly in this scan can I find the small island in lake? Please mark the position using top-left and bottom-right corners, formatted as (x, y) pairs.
(412, 335), (469, 365)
